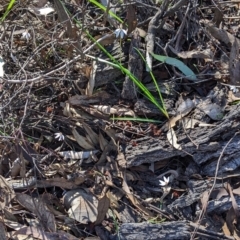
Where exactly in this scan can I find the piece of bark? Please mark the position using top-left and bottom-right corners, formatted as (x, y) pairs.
(116, 221), (191, 240)
(121, 30), (143, 100)
(206, 195), (240, 215)
(124, 104), (240, 168)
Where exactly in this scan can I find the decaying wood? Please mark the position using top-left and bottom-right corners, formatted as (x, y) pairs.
(114, 220), (234, 240)
(116, 221), (191, 240)
(121, 30), (143, 100)
(124, 104), (240, 170)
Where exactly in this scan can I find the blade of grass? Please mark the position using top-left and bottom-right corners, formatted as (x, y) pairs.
(85, 53), (169, 118)
(60, 1), (169, 118)
(88, 0), (123, 23)
(111, 117), (162, 123)
(134, 48), (168, 118)
(0, 0), (16, 23)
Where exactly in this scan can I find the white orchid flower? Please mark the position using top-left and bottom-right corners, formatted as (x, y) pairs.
(114, 28), (127, 39)
(36, 7), (55, 16)
(54, 132), (65, 141)
(21, 31), (31, 41)
(159, 176), (169, 186)
(229, 85), (239, 93)
(0, 56), (5, 77)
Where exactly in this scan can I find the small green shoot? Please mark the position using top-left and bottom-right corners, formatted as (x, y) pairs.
(110, 209), (120, 238)
(0, 0), (16, 24)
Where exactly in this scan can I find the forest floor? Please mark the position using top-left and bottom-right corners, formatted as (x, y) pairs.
(0, 0), (240, 239)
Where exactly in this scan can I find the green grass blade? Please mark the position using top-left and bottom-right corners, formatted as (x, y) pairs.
(111, 117), (162, 123)
(88, 0), (123, 23)
(134, 48), (168, 118)
(0, 0), (16, 23)
(70, 9), (169, 118)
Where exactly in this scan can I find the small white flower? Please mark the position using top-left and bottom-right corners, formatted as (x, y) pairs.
(21, 31), (31, 41)
(54, 132), (65, 141)
(159, 176), (169, 186)
(0, 55), (5, 77)
(229, 85), (239, 93)
(36, 7), (55, 16)
(114, 28), (127, 39)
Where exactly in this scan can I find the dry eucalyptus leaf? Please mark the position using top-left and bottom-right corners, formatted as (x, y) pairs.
(72, 128), (95, 150)
(82, 122), (99, 147)
(16, 193), (56, 232)
(95, 195), (110, 225)
(99, 132), (109, 151)
(200, 103), (224, 120)
(86, 60), (97, 96)
(63, 189), (98, 224)
(167, 128), (182, 150)
(12, 226), (49, 240)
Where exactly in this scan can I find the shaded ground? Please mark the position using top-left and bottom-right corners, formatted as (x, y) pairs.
(0, 0), (240, 239)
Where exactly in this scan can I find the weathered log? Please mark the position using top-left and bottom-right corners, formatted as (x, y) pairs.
(124, 104), (240, 169)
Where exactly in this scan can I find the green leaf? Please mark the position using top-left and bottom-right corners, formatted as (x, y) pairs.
(151, 53), (197, 81)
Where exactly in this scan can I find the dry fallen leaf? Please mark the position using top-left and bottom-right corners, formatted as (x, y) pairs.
(13, 226), (49, 240)
(82, 122), (99, 147)
(167, 127), (182, 150)
(64, 189), (98, 224)
(16, 193), (56, 232)
(95, 195), (110, 225)
(99, 132), (109, 151)
(72, 127), (95, 150)
(86, 60), (97, 96)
